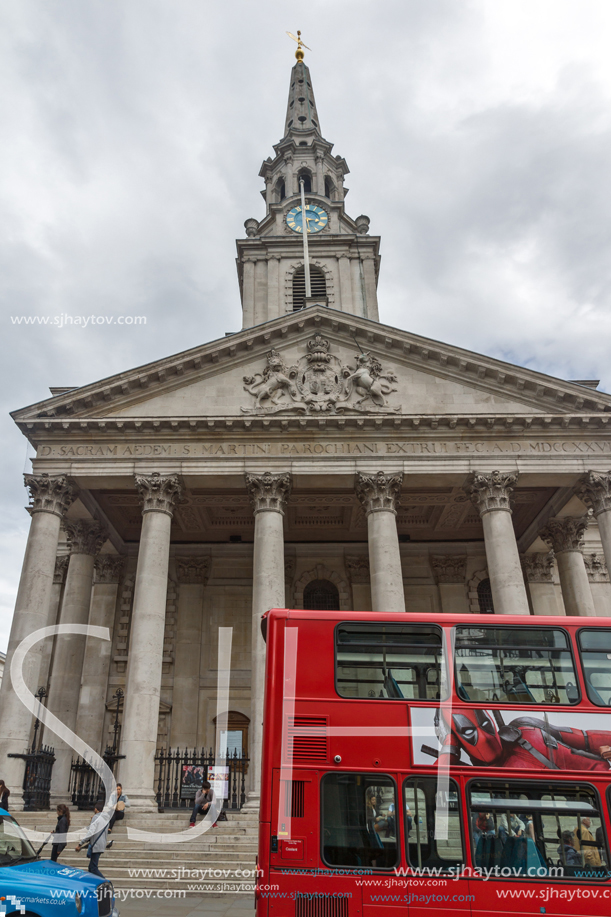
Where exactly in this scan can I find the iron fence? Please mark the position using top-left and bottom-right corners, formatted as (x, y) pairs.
(154, 747), (249, 812)
(69, 749), (125, 809)
(8, 744), (55, 810)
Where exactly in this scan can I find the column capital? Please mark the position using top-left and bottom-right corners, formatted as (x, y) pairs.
(64, 519), (108, 556)
(25, 473), (76, 518)
(54, 555), (69, 584)
(135, 472), (182, 516)
(464, 470), (518, 516)
(520, 552), (554, 583)
(431, 555), (467, 584)
(355, 471), (403, 515)
(539, 513), (592, 554)
(245, 471), (292, 515)
(345, 554), (370, 584)
(175, 556), (210, 585)
(575, 470), (611, 516)
(94, 555), (125, 585)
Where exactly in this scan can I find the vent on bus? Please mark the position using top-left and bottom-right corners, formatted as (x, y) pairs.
(288, 716), (328, 762)
(285, 780), (305, 818)
(295, 895), (348, 917)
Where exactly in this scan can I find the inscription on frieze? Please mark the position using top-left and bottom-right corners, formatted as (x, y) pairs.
(38, 439), (611, 459)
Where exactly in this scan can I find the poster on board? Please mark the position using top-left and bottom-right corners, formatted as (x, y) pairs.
(411, 706), (611, 770)
(208, 765), (229, 799)
(180, 764), (206, 799)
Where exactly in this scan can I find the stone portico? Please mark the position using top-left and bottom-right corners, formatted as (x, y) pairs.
(2, 52), (611, 810)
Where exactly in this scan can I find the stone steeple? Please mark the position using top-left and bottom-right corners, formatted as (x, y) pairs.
(236, 51), (381, 329)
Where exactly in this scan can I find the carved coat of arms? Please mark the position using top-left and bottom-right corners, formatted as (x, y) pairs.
(242, 334), (400, 415)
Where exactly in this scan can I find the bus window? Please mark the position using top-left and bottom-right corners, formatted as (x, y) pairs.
(335, 624), (446, 700)
(404, 777), (463, 871)
(321, 773), (399, 869)
(455, 626), (578, 705)
(578, 629), (611, 706)
(468, 780), (607, 878)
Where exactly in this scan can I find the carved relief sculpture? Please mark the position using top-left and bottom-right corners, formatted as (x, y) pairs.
(175, 557), (210, 585)
(431, 555), (467, 584)
(242, 334), (399, 415)
(583, 553), (609, 583)
(355, 471), (403, 515)
(465, 470), (518, 516)
(520, 553), (554, 583)
(64, 519), (109, 556)
(94, 555), (125, 585)
(245, 471), (293, 514)
(575, 471), (611, 517)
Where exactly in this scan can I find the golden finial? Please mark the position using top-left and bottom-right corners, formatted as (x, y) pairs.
(286, 30), (312, 62)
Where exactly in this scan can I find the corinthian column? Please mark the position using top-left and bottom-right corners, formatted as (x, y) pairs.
(0, 474), (75, 809)
(465, 471), (529, 616)
(170, 557), (210, 748)
(49, 519), (109, 800)
(575, 472), (611, 575)
(539, 515), (596, 617)
(75, 556), (124, 756)
(120, 472), (182, 808)
(245, 471), (292, 807)
(356, 471), (405, 613)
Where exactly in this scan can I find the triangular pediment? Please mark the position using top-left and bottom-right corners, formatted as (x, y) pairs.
(12, 307), (611, 435)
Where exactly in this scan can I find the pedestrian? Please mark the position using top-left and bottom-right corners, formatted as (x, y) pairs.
(108, 783), (130, 832)
(0, 780), (9, 811)
(189, 780), (216, 827)
(50, 804), (70, 862)
(75, 801), (110, 879)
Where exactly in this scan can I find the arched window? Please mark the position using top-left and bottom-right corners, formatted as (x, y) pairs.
(303, 579), (340, 611)
(324, 176), (334, 199)
(212, 711), (250, 758)
(277, 180), (286, 202)
(292, 264), (327, 311)
(477, 578), (494, 614)
(297, 172), (311, 193)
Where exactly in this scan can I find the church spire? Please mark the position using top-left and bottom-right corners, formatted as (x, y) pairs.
(283, 59), (322, 140)
(283, 31), (321, 140)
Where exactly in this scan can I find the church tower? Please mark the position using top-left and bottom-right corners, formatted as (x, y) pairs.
(236, 40), (381, 328)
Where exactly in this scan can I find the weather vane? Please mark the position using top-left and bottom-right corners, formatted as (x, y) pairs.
(286, 30), (312, 61)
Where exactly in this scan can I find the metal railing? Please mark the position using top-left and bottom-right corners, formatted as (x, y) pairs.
(154, 747), (249, 812)
(69, 749), (125, 809)
(8, 744), (55, 810)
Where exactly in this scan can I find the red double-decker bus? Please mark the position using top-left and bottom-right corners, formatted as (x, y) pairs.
(256, 610), (611, 917)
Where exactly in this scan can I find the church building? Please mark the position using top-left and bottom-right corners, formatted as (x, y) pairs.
(2, 41), (611, 810)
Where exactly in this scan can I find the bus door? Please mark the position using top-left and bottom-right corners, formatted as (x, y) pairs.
(401, 775), (471, 917)
(466, 778), (611, 917)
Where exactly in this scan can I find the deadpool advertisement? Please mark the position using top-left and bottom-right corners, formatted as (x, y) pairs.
(411, 706), (611, 771)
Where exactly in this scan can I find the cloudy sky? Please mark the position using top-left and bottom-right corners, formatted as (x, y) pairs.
(2, 0), (611, 650)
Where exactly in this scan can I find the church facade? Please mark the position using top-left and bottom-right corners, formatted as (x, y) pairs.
(2, 52), (611, 810)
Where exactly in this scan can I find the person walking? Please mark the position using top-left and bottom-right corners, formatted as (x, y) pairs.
(189, 780), (216, 827)
(0, 779), (10, 810)
(50, 804), (70, 862)
(75, 801), (110, 879)
(108, 783), (130, 833)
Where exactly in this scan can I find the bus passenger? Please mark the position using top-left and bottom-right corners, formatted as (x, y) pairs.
(557, 831), (581, 867)
(574, 817), (602, 868)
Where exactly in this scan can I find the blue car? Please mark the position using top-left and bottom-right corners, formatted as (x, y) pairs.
(0, 807), (119, 916)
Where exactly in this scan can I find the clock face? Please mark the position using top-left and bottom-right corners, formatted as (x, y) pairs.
(286, 204), (328, 234)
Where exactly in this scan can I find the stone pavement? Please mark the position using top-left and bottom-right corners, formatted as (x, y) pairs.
(115, 894), (253, 917)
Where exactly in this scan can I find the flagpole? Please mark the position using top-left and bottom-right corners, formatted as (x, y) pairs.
(299, 178), (312, 300)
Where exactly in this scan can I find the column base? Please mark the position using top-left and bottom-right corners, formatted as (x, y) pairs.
(242, 791), (260, 812)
